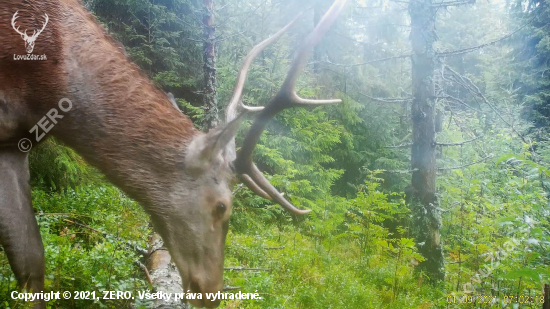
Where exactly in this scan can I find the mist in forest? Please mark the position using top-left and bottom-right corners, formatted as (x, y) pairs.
(0, 0), (549, 308)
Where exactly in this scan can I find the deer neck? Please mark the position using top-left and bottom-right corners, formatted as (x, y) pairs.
(52, 3), (200, 208)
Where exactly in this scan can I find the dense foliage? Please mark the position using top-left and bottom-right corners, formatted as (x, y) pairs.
(1, 0), (549, 308)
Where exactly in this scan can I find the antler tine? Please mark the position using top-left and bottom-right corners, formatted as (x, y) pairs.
(240, 174), (271, 200)
(248, 163), (311, 215)
(279, 0), (346, 106)
(225, 13), (303, 125)
(224, 13), (303, 162)
(234, 0), (347, 215)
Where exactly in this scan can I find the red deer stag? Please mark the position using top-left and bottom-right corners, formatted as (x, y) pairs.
(0, 0), (347, 307)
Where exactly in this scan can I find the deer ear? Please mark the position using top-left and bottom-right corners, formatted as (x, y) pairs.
(166, 93), (180, 111)
(184, 116), (243, 171)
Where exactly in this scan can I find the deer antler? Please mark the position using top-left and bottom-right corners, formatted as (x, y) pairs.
(226, 0), (347, 214)
(11, 11), (26, 38)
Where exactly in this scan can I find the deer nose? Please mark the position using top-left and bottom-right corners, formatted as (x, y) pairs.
(188, 278), (222, 308)
(203, 298), (221, 308)
(190, 280), (201, 294)
(188, 297), (221, 308)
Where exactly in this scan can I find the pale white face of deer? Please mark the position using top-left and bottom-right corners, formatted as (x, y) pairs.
(165, 168), (233, 308)
(153, 125), (239, 308)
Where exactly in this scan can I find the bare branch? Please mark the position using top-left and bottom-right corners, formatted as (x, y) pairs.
(437, 155), (494, 171)
(136, 261), (154, 285)
(432, 0), (474, 8)
(359, 92), (413, 103)
(384, 156), (494, 173)
(384, 168), (419, 174)
(385, 143), (412, 149)
(437, 16), (539, 57)
(444, 66), (533, 147)
(437, 95), (482, 113)
(387, 136), (482, 148)
(315, 53), (412, 68)
(437, 135), (482, 146)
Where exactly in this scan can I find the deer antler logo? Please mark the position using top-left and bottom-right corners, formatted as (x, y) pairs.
(11, 11), (48, 54)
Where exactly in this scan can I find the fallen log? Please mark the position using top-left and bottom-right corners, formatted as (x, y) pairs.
(146, 233), (188, 309)
(53, 215), (188, 308)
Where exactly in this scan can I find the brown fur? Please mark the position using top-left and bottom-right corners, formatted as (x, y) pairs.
(0, 0), (201, 206)
(0, 2), (234, 307)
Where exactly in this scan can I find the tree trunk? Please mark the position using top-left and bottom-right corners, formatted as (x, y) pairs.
(409, 0), (444, 282)
(202, 0), (218, 130)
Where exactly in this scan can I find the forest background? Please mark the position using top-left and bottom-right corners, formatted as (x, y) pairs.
(1, 0), (549, 308)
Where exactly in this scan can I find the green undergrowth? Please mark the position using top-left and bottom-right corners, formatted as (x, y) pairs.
(0, 176), (443, 309)
(0, 185), (151, 309)
(220, 174), (443, 308)
(222, 225), (440, 309)
(1, 155), (548, 308)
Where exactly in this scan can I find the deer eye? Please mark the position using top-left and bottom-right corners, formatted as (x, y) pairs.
(215, 203), (226, 218)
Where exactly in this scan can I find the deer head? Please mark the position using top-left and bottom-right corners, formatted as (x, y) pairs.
(160, 0), (347, 307)
(11, 11), (48, 54)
